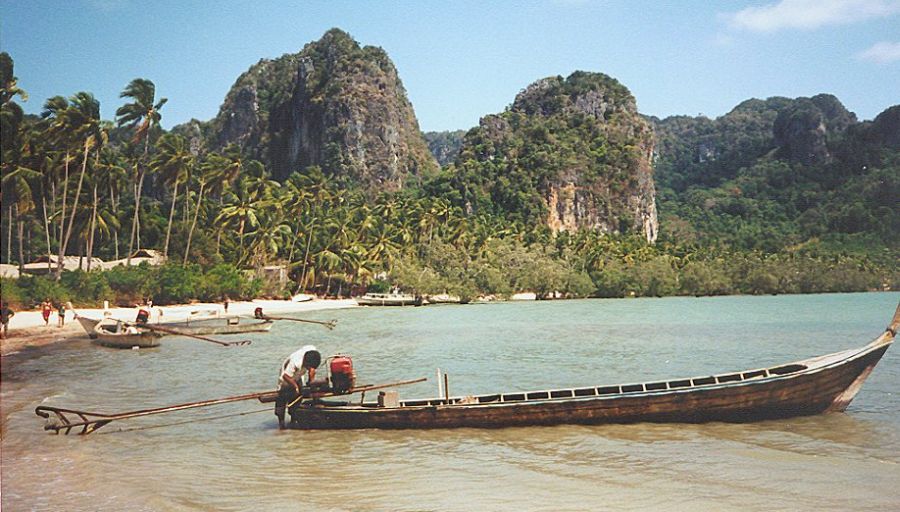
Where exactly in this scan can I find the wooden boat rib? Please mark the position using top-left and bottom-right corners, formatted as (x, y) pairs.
(288, 304), (898, 430)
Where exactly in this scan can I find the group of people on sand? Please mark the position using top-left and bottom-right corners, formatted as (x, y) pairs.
(0, 299), (68, 339)
(39, 299), (67, 327)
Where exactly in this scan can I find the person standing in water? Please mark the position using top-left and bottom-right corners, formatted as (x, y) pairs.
(275, 345), (322, 429)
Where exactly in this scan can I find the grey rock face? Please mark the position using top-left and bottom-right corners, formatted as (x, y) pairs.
(209, 29), (437, 190)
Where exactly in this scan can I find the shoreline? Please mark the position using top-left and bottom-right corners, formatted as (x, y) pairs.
(0, 298), (357, 357)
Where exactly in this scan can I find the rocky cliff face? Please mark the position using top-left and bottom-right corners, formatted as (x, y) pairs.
(209, 29), (437, 189)
(424, 130), (465, 167)
(451, 72), (658, 242)
(773, 94), (856, 165)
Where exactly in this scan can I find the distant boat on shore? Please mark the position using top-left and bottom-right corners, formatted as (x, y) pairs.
(75, 313), (272, 339)
(80, 316), (162, 349)
(355, 292), (423, 307)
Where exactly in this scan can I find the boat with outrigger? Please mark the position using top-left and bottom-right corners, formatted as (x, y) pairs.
(85, 316), (164, 348)
(37, 303), (898, 434)
(75, 310), (273, 339)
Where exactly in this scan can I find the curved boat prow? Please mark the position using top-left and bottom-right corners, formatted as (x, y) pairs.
(889, 301), (900, 337)
(826, 301), (898, 412)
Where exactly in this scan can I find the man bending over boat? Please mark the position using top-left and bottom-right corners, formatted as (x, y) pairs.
(275, 345), (322, 429)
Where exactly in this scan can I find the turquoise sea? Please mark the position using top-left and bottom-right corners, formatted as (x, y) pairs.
(2, 293), (898, 511)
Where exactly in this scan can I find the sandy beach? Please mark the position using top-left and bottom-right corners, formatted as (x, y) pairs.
(0, 297), (357, 356)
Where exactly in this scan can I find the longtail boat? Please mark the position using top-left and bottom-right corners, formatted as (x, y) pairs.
(76, 314), (271, 338)
(285, 303), (899, 430)
(88, 317), (162, 349)
(355, 292), (423, 306)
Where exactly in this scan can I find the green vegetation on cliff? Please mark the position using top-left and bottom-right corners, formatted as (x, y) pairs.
(651, 95), (899, 251)
(429, 72), (657, 240)
(1, 32), (897, 309)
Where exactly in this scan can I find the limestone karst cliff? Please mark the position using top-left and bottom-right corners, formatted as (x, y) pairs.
(447, 71), (658, 242)
(209, 28), (437, 189)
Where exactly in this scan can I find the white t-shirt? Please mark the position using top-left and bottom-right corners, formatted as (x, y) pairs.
(279, 345), (318, 386)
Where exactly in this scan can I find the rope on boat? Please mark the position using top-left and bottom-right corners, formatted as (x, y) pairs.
(98, 408), (273, 435)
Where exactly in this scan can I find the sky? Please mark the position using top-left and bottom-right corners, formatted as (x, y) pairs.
(2, 0), (899, 132)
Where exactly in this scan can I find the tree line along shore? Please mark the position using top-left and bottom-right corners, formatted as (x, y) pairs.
(1, 48), (897, 312)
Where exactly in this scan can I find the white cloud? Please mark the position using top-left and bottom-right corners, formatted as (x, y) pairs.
(857, 41), (900, 63)
(724, 0), (900, 32)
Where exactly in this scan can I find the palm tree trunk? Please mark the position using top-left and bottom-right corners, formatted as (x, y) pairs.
(42, 194), (52, 270)
(183, 182), (205, 265)
(58, 142), (91, 280)
(215, 195), (224, 254)
(15, 204), (25, 271)
(109, 181), (119, 261)
(6, 207), (12, 265)
(57, 151), (70, 275)
(127, 163), (140, 265)
(163, 181), (178, 257)
(298, 222), (315, 293)
(87, 182), (98, 272)
(238, 217), (246, 258)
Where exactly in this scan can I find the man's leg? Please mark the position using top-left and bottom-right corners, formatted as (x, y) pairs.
(275, 385), (299, 429)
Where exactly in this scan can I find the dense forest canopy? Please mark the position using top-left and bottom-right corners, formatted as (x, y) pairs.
(1, 28), (897, 307)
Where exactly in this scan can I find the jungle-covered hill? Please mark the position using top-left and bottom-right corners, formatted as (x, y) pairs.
(1, 28), (897, 308)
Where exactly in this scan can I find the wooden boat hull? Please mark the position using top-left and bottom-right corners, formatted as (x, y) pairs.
(355, 294), (423, 306)
(288, 321), (895, 430)
(93, 332), (162, 349)
(76, 315), (101, 339)
(156, 318), (273, 336)
(76, 314), (271, 337)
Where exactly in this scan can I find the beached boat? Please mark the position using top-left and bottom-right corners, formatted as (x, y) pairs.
(285, 305), (898, 429)
(355, 292), (423, 307)
(90, 317), (162, 349)
(76, 313), (271, 338)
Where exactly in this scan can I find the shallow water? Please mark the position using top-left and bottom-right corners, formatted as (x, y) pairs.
(2, 293), (899, 511)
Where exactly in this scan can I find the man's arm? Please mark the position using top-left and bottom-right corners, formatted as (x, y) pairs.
(282, 373), (300, 394)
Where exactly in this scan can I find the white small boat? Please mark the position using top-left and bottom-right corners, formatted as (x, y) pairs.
(355, 292), (423, 307)
(88, 317), (162, 349)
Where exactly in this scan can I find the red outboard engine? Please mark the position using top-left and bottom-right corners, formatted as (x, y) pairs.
(330, 356), (356, 394)
(135, 308), (150, 325)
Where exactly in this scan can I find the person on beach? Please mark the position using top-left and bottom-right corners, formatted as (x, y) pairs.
(275, 345), (322, 429)
(135, 305), (150, 325)
(57, 302), (66, 327)
(223, 297), (229, 314)
(0, 302), (14, 339)
(41, 299), (52, 326)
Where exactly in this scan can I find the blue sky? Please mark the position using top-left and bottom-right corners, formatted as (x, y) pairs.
(2, 0), (898, 131)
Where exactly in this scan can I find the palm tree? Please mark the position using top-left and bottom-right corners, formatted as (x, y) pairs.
(151, 133), (193, 257)
(215, 175), (264, 262)
(0, 164), (38, 269)
(116, 78), (166, 265)
(56, 92), (101, 279)
(0, 52), (27, 157)
(41, 96), (74, 267)
(184, 153), (223, 264)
